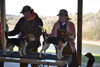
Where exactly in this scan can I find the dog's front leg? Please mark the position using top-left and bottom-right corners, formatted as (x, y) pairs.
(39, 46), (47, 58)
(10, 46), (14, 54)
(19, 48), (23, 56)
(59, 48), (63, 58)
(57, 41), (63, 59)
(57, 50), (62, 59)
(39, 47), (47, 58)
(23, 41), (28, 56)
(4, 47), (10, 55)
(4, 49), (7, 55)
(39, 49), (43, 58)
(39, 42), (49, 58)
(43, 44), (49, 56)
(59, 42), (68, 58)
(23, 46), (27, 55)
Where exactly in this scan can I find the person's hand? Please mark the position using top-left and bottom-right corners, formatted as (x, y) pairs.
(2, 29), (10, 36)
(70, 35), (75, 39)
(2, 29), (6, 32)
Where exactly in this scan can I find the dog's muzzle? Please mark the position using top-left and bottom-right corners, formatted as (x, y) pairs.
(29, 38), (35, 42)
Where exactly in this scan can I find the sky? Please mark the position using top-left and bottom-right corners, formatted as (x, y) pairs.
(6, 0), (100, 16)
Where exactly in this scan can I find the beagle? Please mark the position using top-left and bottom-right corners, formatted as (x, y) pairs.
(4, 32), (35, 56)
(39, 25), (74, 59)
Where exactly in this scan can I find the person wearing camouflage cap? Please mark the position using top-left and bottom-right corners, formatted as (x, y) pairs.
(44, 9), (79, 67)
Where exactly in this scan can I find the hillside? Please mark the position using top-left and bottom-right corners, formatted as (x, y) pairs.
(6, 12), (100, 41)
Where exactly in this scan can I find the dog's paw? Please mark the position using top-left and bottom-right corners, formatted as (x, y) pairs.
(20, 54), (23, 56)
(58, 57), (62, 59)
(4, 53), (6, 55)
(44, 53), (47, 56)
(60, 55), (63, 58)
(4, 51), (7, 55)
(23, 53), (27, 55)
(57, 56), (63, 59)
(20, 55), (23, 56)
(39, 54), (42, 58)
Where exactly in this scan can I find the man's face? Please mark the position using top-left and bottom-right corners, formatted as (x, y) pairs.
(23, 11), (31, 18)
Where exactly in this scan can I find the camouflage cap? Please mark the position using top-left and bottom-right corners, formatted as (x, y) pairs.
(57, 9), (68, 16)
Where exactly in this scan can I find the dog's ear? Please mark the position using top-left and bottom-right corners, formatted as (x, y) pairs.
(65, 32), (70, 37)
(25, 34), (30, 42)
(65, 32), (72, 41)
(65, 32), (73, 36)
(65, 32), (75, 40)
(25, 33), (34, 42)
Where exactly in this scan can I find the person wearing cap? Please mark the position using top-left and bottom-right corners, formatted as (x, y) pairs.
(7, 5), (43, 67)
(44, 9), (79, 67)
(85, 52), (95, 67)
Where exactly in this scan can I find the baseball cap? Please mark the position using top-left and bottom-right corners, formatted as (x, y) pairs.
(20, 5), (32, 13)
(57, 9), (68, 16)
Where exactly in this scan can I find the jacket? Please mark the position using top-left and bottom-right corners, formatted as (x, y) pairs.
(9, 13), (43, 48)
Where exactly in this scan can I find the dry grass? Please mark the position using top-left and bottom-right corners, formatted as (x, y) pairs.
(7, 12), (100, 40)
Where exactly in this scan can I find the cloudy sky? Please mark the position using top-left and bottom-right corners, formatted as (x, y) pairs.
(6, 0), (100, 16)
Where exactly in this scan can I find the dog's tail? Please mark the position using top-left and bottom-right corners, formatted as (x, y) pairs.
(5, 32), (9, 40)
(42, 29), (46, 40)
(38, 25), (46, 40)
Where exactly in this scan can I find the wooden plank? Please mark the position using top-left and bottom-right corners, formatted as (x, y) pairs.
(77, 0), (83, 66)
(0, 51), (72, 66)
(0, 57), (67, 66)
(0, 0), (1, 21)
(1, 0), (6, 50)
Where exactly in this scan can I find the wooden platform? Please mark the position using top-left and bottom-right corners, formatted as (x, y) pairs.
(0, 51), (72, 66)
